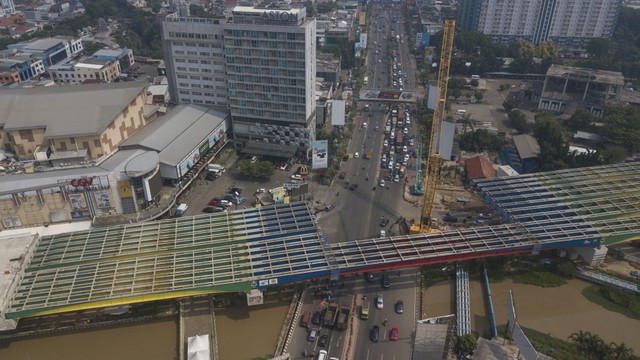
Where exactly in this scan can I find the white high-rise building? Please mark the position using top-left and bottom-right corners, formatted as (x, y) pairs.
(161, 6), (317, 159)
(458, 0), (622, 49)
(223, 6), (316, 158)
(0, 0), (15, 18)
(161, 15), (228, 108)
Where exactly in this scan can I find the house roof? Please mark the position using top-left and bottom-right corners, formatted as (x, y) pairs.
(0, 82), (147, 138)
(119, 105), (228, 167)
(512, 134), (540, 159)
(439, 121), (455, 161)
(465, 155), (496, 181)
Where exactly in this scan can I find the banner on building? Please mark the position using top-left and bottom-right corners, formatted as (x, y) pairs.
(312, 140), (328, 169)
(94, 190), (113, 208)
(69, 193), (88, 211)
(118, 180), (133, 198)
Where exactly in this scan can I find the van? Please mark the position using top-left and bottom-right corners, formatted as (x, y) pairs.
(456, 109), (467, 115)
(175, 203), (188, 217)
(316, 350), (328, 360)
(471, 74), (480, 80)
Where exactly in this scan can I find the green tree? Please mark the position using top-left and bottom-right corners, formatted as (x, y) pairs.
(448, 77), (467, 90)
(238, 160), (274, 180)
(502, 98), (516, 112)
(567, 110), (596, 131)
(451, 88), (462, 99)
(600, 145), (628, 164)
(316, 2), (337, 13)
(474, 91), (483, 102)
(587, 38), (614, 58)
(455, 334), (477, 357)
(509, 109), (528, 134)
(470, 79), (479, 87)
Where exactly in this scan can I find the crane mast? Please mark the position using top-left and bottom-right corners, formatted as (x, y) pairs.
(411, 19), (455, 234)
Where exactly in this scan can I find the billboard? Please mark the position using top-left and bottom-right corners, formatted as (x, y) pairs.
(312, 140), (328, 169)
(330, 100), (345, 126)
(69, 193), (88, 211)
(359, 90), (417, 103)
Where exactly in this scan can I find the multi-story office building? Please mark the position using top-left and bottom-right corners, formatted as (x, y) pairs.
(222, 6), (316, 158)
(161, 6), (317, 159)
(0, 0), (15, 18)
(457, 0), (622, 48)
(160, 14), (228, 108)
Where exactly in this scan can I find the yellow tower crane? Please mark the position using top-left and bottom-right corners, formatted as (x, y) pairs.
(410, 19), (455, 234)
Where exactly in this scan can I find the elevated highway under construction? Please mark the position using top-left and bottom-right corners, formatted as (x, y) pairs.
(2, 162), (640, 323)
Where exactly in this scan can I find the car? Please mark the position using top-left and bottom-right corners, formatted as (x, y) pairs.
(308, 328), (319, 342)
(370, 325), (380, 342)
(394, 174), (400, 183)
(379, 216), (389, 227)
(365, 272), (375, 282)
(202, 207), (217, 213)
(325, 203), (335, 211)
(409, 138), (414, 146)
(354, 152), (360, 158)
(376, 294), (384, 309)
(387, 161), (393, 170)
(395, 300), (404, 314)
(318, 334), (328, 347)
(382, 274), (390, 288)
(291, 174), (303, 180)
(279, 163), (288, 170)
(230, 187), (242, 194)
(379, 179), (386, 187)
(363, 122), (367, 128)
(349, 184), (358, 190)
(250, 156), (258, 163)
(404, 154), (410, 162)
(390, 327), (398, 341)
(403, 127), (409, 134)
(208, 198), (220, 206)
(312, 311), (322, 325)
(374, 125), (379, 131)
(395, 162), (401, 170)
(403, 146), (408, 154)
(380, 230), (386, 238)
(175, 203), (188, 217)
(235, 196), (246, 205)
(383, 139), (389, 147)
(219, 200), (232, 207)
(256, 188), (266, 194)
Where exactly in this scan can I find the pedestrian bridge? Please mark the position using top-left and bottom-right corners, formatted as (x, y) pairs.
(5, 162), (640, 320)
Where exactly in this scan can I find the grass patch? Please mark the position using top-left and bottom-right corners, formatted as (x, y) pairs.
(512, 270), (568, 287)
(496, 324), (585, 360)
(581, 285), (640, 321)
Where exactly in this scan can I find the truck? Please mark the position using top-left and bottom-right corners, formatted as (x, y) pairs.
(360, 299), (370, 320)
(395, 131), (403, 151)
(301, 311), (311, 327)
(398, 108), (405, 123)
(207, 164), (225, 177)
(323, 303), (339, 327)
(336, 295), (353, 330)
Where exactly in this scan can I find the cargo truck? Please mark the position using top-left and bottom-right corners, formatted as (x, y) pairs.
(336, 295), (353, 330)
(323, 303), (339, 327)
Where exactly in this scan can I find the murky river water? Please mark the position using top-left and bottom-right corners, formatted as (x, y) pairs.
(215, 301), (290, 360)
(0, 319), (178, 360)
(424, 278), (640, 353)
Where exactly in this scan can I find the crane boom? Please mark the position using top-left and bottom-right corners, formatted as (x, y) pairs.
(411, 20), (455, 234)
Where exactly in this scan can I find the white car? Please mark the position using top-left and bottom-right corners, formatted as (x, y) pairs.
(383, 139), (389, 147)
(409, 138), (414, 146)
(404, 154), (410, 162)
(354, 152), (360, 158)
(256, 188), (266, 194)
(403, 127), (409, 135)
(380, 230), (386, 238)
(379, 179), (386, 187)
(363, 122), (367, 128)
(291, 174), (303, 180)
(394, 174), (400, 183)
(376, 294), (384, 309)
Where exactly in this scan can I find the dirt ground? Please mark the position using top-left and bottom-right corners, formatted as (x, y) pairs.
(597, 259), (640, 280)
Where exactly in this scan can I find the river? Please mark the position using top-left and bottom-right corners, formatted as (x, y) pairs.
(0, 319), (178, 360)
(424, 278), (640, 353)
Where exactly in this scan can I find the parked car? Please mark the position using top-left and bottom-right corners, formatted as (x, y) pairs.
(202, 207), (217, 213)
(376, 294), (383, 309)
(219, 200), (232, 207)
(291, 174), (303, 180)
(175, 203), (188, 217)
(365, 272), (374, 283)
(379, 179), (386, 187)
(379, 216), (389, 227)
(256, 188), (266, 194)
(312, 311), (322, 325)
(230, 187), (242, 194)
(349, 184), (358, 190)
(325, 204), (336, 212)
(354, 152), (360, 158)
(395, 300), (404, 314)
(308, 328), (319, 342)
(208, 198), (220, 206)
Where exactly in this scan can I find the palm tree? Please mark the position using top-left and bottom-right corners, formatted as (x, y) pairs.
(458, 115), (475, 135)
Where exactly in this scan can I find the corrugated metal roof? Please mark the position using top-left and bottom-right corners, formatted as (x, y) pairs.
(0, 82), (147, 138)
(119, 105), (228, 167)
(512, 134), (540, 159)
(439, 121), (455, 161)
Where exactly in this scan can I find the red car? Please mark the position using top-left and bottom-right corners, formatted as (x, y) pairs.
(208, 198), (220, 206)
(390, 327), (398, 341)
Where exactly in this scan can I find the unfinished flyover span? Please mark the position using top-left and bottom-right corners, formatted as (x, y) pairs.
(3, 161), (640, 321)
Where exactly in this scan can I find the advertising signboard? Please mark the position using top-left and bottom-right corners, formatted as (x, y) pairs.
(312, 140), (328, 169)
